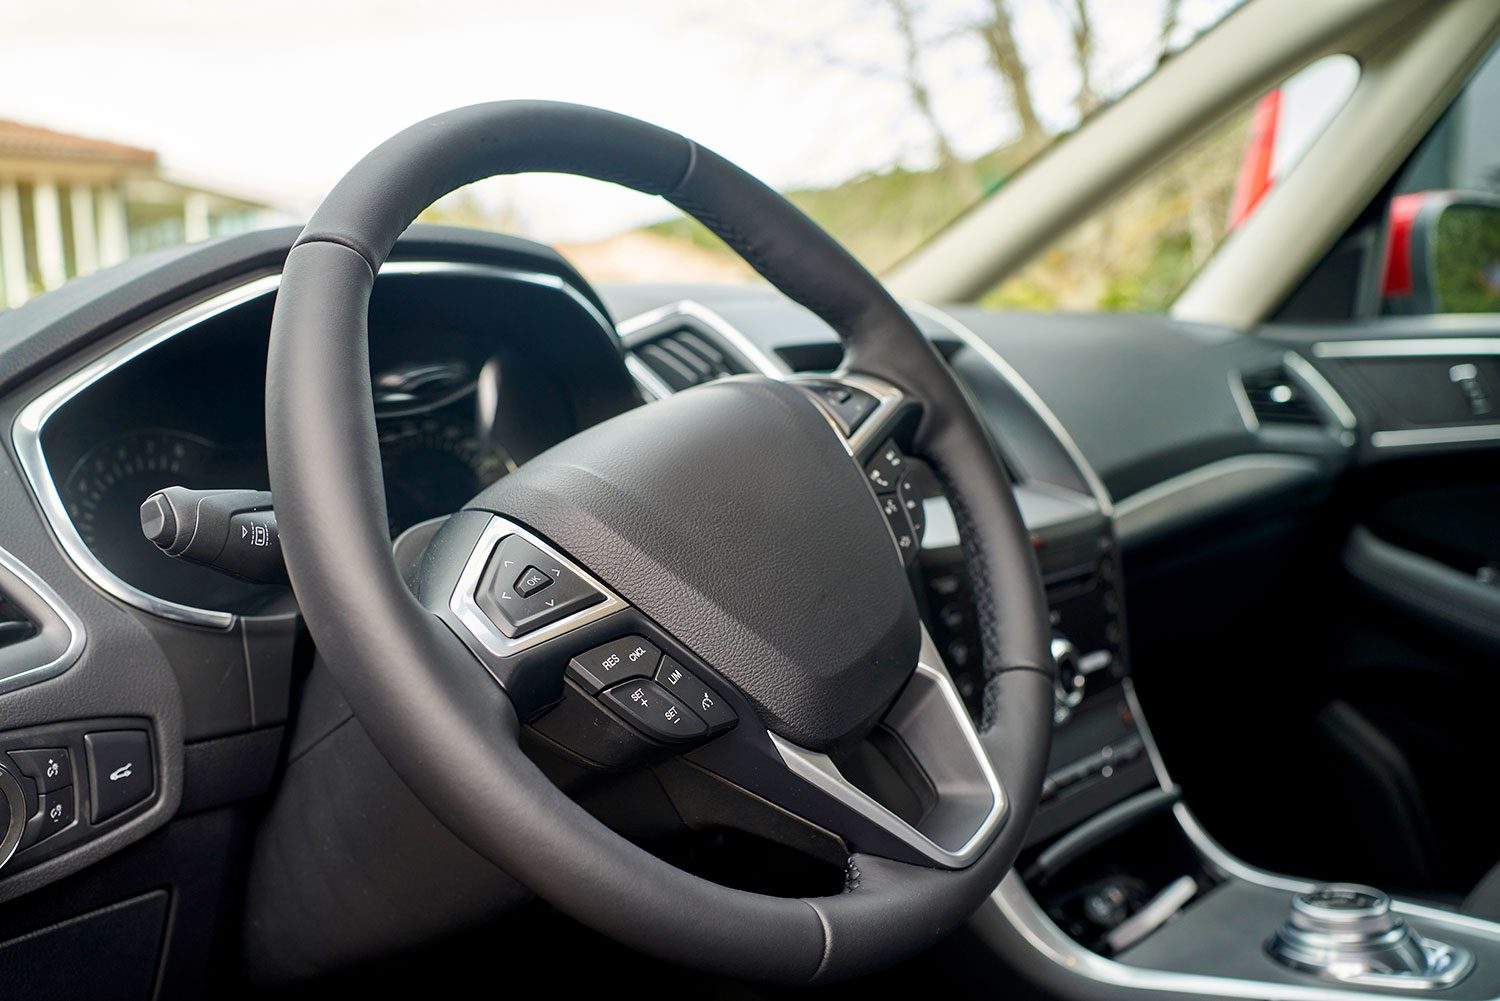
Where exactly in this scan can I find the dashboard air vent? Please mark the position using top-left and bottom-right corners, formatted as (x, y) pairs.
(0, 592), (36, 650)
(632, 327), (745, 392)
(1240, 363), (1324, 427)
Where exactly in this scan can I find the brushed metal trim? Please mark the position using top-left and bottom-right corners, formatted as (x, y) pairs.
(446, 515), (628, 662)
(769, 630), (1006, 869)
(1371, 424), (1500, 448)
(1314, 337), (1500, 359)
(1282, 351), (1358, 437)
(11, 261), (618, 629)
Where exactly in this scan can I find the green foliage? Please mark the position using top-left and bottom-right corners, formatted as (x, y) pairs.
(1433, 204), (1500, 313)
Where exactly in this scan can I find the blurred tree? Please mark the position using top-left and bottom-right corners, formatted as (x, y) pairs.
(973, 0), (1047, 153)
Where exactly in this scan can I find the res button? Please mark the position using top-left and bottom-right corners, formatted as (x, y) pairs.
(567, 636), (661, 694)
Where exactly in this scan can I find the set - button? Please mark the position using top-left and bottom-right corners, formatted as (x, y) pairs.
(567, 635), (737, 744)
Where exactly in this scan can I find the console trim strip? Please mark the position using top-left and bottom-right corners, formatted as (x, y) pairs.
(11, 261), (619, 630)
(1313, 337), (1500, 359)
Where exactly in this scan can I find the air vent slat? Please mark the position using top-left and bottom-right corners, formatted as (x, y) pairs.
(631, 325), (747, 393)
(1241, 364), (1325, 427)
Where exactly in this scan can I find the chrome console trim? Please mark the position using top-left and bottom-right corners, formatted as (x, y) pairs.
(11, 261), (619, 629)
(1281, 351), (1357, 438)
(1313, 337), (1500, 359)
(769, 629), (1007, 869)
(1311, 337), (1500, 449)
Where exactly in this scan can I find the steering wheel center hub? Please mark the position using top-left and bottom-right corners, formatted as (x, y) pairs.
(466, 376), (921, 751)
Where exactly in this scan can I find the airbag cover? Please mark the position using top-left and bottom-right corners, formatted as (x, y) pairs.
(468, 377), (920, 751)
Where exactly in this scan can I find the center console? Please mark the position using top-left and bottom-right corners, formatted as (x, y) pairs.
(903, 309), (1500, 1000)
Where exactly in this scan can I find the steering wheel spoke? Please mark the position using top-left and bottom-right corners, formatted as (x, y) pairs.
(686, 627), (1008, 870)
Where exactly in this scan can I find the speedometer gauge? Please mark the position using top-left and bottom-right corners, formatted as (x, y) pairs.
(63, 430), (223, 549)
(379, 418), (516, 535)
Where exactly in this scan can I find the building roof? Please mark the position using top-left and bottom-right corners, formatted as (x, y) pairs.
(0, 118), (156, 165)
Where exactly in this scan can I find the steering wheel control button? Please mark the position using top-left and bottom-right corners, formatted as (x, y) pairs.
(654, 657), (737, 732)
(881, 494), (917, 561)
(804, 381), (878, 435)
(865, 439), (905, 493)
(19, 788), (74, 850)
(567, 636), (661, 694)
(84, 730), (155, 824)
(477, 534), (604, 637)
(897, 476), (925, 538)
(601, 679), (707, 743)
(8, 748), (73, 793)
(514, 565), (553, 598)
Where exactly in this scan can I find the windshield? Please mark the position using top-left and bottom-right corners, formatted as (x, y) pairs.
(0, 0), (1242, 304)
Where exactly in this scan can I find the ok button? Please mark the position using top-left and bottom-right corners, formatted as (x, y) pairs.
(513, 565), (553, 598)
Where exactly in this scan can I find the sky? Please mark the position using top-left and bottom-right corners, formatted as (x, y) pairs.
(0, 0), (1240, 242)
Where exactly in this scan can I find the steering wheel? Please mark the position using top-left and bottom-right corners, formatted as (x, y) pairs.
(265, 101), (1053, 984)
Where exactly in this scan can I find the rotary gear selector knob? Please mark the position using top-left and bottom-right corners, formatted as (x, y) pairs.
(1051, 635), (1085, 724)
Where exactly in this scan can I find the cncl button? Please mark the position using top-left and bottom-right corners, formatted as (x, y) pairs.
(84, 730), (155, 824)
(566, 636), (661, 694)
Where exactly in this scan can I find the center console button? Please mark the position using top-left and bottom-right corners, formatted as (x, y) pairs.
(8, 748), (72, 793)
(84, 730), (155, 824)
(601, 679), (707, 742)
(18, 788), (74, 849)
(654, 657), (737, 731)
(567, 636), (661, 694)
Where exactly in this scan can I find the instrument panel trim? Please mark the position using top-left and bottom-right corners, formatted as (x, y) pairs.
(11, 261), (618, 630)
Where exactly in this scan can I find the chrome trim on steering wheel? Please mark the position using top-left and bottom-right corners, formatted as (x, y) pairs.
(447, 515), (628, 661)
(769, 629), (1007, 869)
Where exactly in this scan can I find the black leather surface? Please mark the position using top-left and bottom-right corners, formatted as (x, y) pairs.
(469, 376), (919, 752)
(266, 101), (1053, 983)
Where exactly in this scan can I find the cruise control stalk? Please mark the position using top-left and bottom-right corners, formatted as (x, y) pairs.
(139, 486), (288, 585)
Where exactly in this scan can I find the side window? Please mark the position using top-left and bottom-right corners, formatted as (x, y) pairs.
(1379, 44), (1500, 315)
(983, 56), (1357, 312)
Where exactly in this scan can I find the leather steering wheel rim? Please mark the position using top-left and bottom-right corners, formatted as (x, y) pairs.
(266, 100), (1054, 984)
